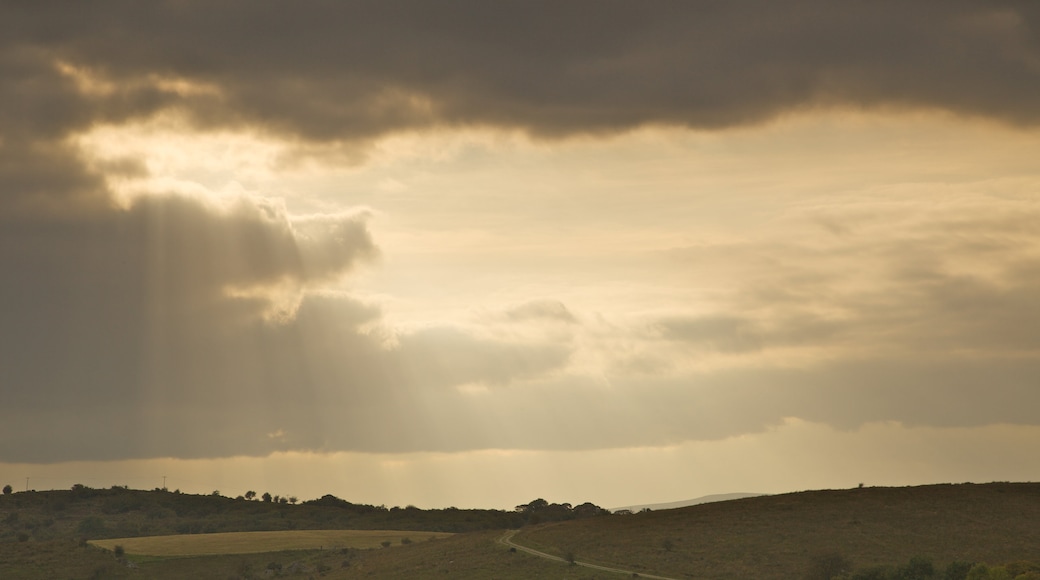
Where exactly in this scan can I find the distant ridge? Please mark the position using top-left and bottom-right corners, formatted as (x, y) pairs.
(611, 491), (765, 513)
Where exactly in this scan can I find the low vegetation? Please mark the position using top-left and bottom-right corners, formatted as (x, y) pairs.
(0, 484), (607, 543)
(1, 481), (1038, 578)
(515, 482), (1040, 580)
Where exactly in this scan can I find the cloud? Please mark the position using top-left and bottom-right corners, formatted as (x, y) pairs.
(0, 194), (574, 461)
(2, 2), (1039, 466)
(505, 300), (578, 324)
(0, 189), (379, 461)
(396, 326), (572, 389)
(2, 1), (1039, 149)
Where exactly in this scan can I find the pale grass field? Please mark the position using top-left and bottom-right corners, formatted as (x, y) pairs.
(89, 529), (453, 557)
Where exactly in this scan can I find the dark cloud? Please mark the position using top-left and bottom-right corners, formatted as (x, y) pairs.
(2, 1), (1039, 148)
(0, 190), (379, 461)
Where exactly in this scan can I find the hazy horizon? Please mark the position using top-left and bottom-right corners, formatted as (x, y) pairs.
(3, 1), (1040, 511)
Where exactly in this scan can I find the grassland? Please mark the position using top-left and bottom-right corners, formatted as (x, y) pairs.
(90, 529), (453, 556)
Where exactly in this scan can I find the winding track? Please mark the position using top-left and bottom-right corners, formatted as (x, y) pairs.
(497, 529), (680, 580)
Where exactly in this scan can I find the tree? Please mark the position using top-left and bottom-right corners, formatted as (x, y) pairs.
(289, 496), (298, 504)
(245, 490), (256, 500)
(262, 492), (272, 503)
(2, 484), (12, 495)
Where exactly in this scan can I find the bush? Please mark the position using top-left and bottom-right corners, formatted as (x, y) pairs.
(898, 556), (935, 580)
(113, 545), (125, 558)
(2, 484), (12, 495)
(1005, 562), (1040, 577)
(967, 564), (1012, 580)
(945, 561), (974, 580)
(851, 566), (895, 580)
(77, 516), (106, 537)
(806, 552), (852, 580)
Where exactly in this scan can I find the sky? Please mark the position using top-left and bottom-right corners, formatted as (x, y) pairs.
(2, 1), (1040, 510)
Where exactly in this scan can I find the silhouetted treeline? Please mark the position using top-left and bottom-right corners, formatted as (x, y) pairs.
(0, 484), (610, 541)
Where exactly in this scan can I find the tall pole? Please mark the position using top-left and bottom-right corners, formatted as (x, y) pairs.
(162, 475), (167, 490)
(25, 477), (28, 492)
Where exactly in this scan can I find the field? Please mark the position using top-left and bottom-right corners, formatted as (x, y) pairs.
(90, 529), (453, 556)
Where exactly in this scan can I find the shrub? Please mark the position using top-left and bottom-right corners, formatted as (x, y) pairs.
(945, 561), (974, 580)
(851, 565), (895, 580)
(1005, 562), (1040, 577)
(806, 552), (852, 580)
(380, 540), (391, 548)
(401, 537), (412, 545)
(2, 484), (12, 495)
(898, 556), (935, 580)
(967, 564), (1012, 580)
(113, 545), (125, 558)
(77, 516), (106, 537)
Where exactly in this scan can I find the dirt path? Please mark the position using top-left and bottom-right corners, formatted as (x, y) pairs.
(497, 529), (681, 580)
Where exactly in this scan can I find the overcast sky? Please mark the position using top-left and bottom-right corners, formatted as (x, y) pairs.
(2, 1), (1040, 508)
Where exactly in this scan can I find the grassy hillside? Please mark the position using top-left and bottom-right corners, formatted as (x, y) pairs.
(516, 482), (1040, 579)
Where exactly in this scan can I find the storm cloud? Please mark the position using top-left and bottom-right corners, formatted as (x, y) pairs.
(2, 1), (1039, 146)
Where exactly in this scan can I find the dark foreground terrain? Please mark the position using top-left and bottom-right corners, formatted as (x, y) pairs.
(1, 482), (1038, 578)
(517, 482), (1040, 579)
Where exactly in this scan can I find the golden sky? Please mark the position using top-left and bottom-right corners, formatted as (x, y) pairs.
(2, 2), (1039, 508)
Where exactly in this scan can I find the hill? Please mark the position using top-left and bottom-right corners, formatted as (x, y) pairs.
(2, 482), (1039, 578)
(515, 482), (1040, 579)
(612, 491), (766, 513)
